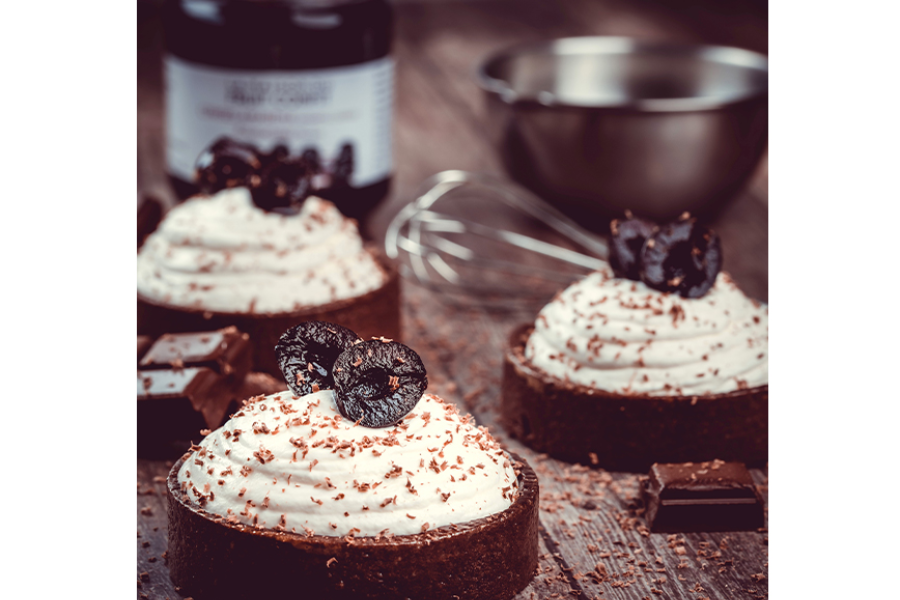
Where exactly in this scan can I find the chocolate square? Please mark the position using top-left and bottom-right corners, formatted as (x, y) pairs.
(136, 327), (254, 458)
(641, 460), (765, 532)
(139, 327), (251, 378)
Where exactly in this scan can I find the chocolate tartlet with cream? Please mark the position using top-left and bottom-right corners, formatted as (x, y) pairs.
(137, 140), (400, 376)
(501, 215), (768, 471)
(168, 321), (539, 599)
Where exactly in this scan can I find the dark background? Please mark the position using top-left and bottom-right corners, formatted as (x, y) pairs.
(138, 0), (768, 300)
(137, 3), (770, 599)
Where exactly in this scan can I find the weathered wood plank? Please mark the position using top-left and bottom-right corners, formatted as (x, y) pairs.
(136, 456), (579, 600)
(137, 1), (767, 597)
(138, 0), (769, 300)
(136, 280), (769, 600)
(709, 188), (769, 303)
(137, 460), (179, 600)
(381, 0), (769, 300)
(400, 283), (769, 600)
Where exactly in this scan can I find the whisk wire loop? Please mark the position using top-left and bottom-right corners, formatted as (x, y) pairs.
(385, 171), (610, 303)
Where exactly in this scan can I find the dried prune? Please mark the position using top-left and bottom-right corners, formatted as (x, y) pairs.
(331, 143), (354, 188)
(260, 144), (290, 171)
(194, 137), (262, 193)
(640, 214), (722, 298)
(301, 148), (322, 174)
(333, 340), (427, 428)
(275, 321), (361, 397)
(251, 158), (312, 213)
(609, 216), (656, 280)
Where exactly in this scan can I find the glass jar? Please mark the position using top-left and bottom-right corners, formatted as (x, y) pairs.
(162, 0), (393, 223)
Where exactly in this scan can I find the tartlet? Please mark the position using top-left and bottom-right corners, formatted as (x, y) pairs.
(136, 190), (400, 376)
(167, 448), (538, 600)
(501, 265), (768, 471)
(502, 324), (768, 471)
(167, 390), (539, 600)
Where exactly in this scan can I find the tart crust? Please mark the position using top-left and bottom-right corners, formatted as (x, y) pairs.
(138, 250), (401, 377)
(501, 325), (768, 471)
(166, 452), (539, 600)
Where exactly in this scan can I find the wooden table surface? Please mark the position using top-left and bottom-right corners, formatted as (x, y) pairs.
(137, 1), (768, 598)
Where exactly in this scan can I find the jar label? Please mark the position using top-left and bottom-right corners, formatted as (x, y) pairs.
(165, 55), (393, 187)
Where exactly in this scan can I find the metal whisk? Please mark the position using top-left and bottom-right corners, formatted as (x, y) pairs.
(384, 171), (610, 305)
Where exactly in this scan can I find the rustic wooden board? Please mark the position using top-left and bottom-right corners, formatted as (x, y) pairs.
(137, 281), (768, 599)
(137, 1), (768, 597)
(400, 283), (769, 600)
(137, 458), (578, 600)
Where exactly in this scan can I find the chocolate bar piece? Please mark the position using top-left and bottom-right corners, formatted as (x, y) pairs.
(137, 327), (253, 458)
(139, 327), (252, 377)
(641, 460), (765, 533)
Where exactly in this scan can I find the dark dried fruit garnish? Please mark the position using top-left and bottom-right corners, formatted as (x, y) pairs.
(260, 144), (290, 171)
(276, 322), (361, 397)
(251, 158), (312, 213)
(331, 143), (354, 188)
(640, 214), (722, 298)
(194, 137), (262, 193)
(333, 340), (427, 428)
(301, 148), (322, 174)
(609, 216), (657, 280)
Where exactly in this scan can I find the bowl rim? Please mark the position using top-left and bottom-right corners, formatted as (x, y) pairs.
(475, 36), (769, 113)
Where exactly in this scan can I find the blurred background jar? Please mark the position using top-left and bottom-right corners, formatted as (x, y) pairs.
(162, 0), (394, 223)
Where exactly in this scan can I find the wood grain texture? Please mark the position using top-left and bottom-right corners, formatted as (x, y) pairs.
(371, 2), (768, 226)
(137, 1), (768, 597)
(372, 0), (769, 300)
(399, 283), (768, 600)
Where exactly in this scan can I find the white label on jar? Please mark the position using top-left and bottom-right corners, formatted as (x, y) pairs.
(165, 55), (393, 187)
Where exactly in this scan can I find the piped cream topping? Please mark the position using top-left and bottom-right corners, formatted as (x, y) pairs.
(176, 390), (518, 537)
(136, 188), (386, 314)
(524, 268), (768, 396)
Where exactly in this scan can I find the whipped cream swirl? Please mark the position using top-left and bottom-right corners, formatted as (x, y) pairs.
(176, 390), (518, 537)
(137, 188), (386, 314)
(525, 268), (768, 396)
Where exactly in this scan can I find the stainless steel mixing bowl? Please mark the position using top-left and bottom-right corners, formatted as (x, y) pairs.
(476, 37), (768, 225)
